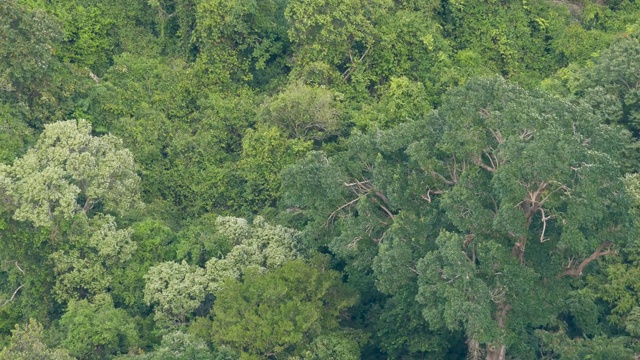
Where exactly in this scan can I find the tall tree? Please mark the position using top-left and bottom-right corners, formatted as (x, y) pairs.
(0, 119), (141, 307)
(282, 76), (633, 358)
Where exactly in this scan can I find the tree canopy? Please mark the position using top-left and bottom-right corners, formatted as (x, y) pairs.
(3, 0), (640, 359)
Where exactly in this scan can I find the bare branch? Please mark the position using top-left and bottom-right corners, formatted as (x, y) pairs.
(539, 182), (570, 206)
(421, 188), (444, 203)
(539, 208), (552, 242)
(489, 128), (504, 144)
(326, 197), (362, 225)
(519, 129), (534, 140)
(82, 197), (95, 213)
(14, 261), (24, 274)
(344, 179), (393, 218)
(345, 179), (372, 196)
(377, 203), (395, 219)
(473, 157), (496, 173)
(344, 179), (371, 188)
(343, 47), (371, 81)
(347, 236), (361, 250)
(484, 151), (497, 171)
(88, 71), (100, 84)
(2, 284), (24, 306)
(430, 170), (455, 186)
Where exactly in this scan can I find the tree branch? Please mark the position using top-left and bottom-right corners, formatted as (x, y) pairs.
(559, 241), (615, 277)
(539, 208), (552, 242)
(430, 170), (455, 186)
(342, 47), (371, 81)
(489, 128), (504, 144)
(14, 261), (24, 274)
(82, 197), (94, 213)
(326, 197), (362, 225)
(421, 188), (444, 203)
(473, 157), (496, 172)
(2, 284), (24, 306)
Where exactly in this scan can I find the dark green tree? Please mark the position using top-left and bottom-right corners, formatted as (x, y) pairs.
(282, 76), (633, 358)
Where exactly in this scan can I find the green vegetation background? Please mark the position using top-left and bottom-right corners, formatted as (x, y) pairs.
(2, 0), (640, 358)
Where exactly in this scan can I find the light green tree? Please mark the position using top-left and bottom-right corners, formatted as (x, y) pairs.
(258, 81), (342, 141)
(0, 119), (141, 302)
(144, 216), (300, 325)
(143, 261), (208, 325)
(0, 319), (74, 360)
(204, 216), (300, 292)
(0, 119), (140, 230)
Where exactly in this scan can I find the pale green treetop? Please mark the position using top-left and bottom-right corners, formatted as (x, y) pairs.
(0, 119), (141, 229)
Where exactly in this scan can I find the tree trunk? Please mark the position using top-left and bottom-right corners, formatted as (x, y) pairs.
(485, 344), (506, 360)
(484, 302), (510, 360)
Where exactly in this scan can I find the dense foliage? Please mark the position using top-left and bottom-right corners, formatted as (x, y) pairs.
(2, 0), (640, 358)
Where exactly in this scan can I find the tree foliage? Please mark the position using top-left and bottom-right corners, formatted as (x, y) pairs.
(211, 259), (358, 359)
(3, 0), (640, 358)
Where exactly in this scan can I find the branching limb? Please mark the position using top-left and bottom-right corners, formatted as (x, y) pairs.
(519, 129), (534, 140)
(82, 197), (95, 213)
(489, 128), (504, 144)
(559, 241), (615, 277)
(430, 170), (455, 186)
(326, 197), (362, 225)
(473, 156), (497, 173)
(539, 208), (552, 242)
(344, 179), (394, 218)
(421, 188), (444, 203)
(484, 151), (498, 171)
(343, 47), (371, 81)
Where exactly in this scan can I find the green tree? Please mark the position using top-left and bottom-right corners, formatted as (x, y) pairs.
(0, 0), (60, 98)
(111, 219), (176, 311)
(536, 330), (636, 359)
(282, 76), (632, 358)
(237, 125), (311, 212)
(211, 259), (358, 359)
(59, 294), (139, 359)
(175, 213), (233, 267)
(301, 334), (361, 360)
(440, 0), (571, 84)
(115, 331), (238, 360)
(285, 0), (389, 69)
(353, 76), (432, 131)
(0, 0), (86, 126)
(194, 0), (290, 85)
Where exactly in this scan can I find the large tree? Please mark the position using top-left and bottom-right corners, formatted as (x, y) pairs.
(282, 76), (633, 359)
(0, 119), (141, 309)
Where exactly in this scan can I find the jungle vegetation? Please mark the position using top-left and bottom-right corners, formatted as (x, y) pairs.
(2, 0), (640, 359)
